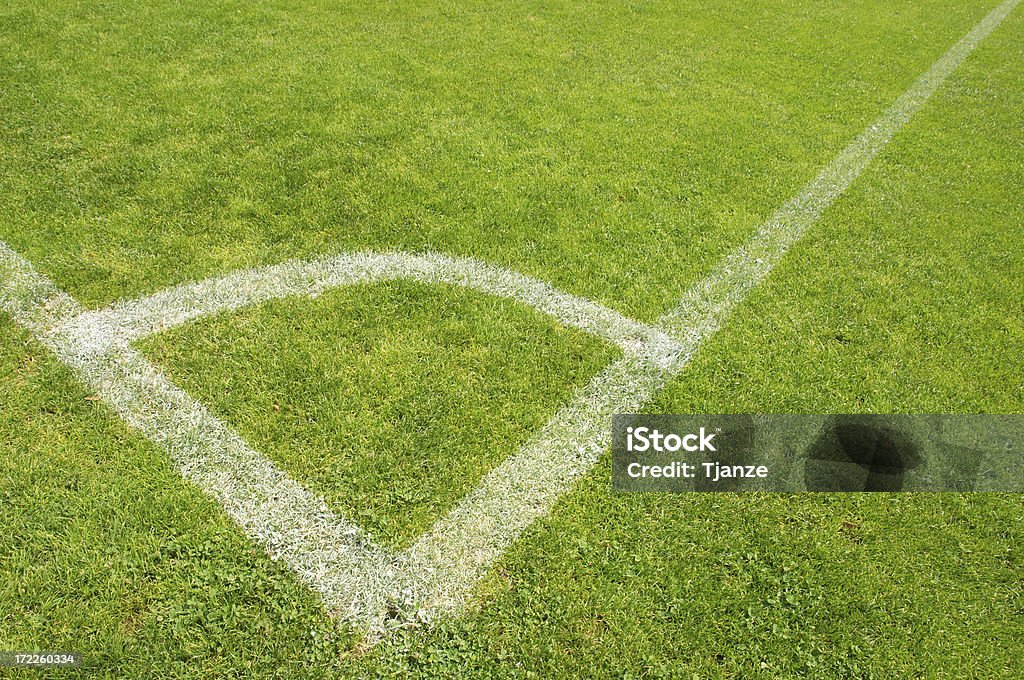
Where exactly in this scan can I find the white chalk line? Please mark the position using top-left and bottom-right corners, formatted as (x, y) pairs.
(54, 251), (682, 368)
(0, 0), (1017, 637)
(1, 241), (401, 625)
(403, 0), (1022, 614)
(2, 243), (677, 631)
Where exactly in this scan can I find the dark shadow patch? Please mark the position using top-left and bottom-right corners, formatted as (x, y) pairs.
(804, 416), (922, 491)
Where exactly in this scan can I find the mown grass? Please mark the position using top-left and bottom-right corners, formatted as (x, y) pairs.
(1, 0), (1022, 677)
(138, 281), (619, 547)
(0, 0), (993, 317)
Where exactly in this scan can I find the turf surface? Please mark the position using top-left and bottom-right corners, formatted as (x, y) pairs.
(1, 0), (1022, 677)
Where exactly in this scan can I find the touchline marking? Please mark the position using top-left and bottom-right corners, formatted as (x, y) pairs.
(0, 0), (1016, 637)
(403, 0), (1021, 616)
(658, 0), (1021, 345)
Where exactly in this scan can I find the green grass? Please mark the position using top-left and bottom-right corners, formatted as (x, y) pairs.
(138, 281), (619, 547)
(1, 0), (1022, 677)
(0, 0), (995, 315)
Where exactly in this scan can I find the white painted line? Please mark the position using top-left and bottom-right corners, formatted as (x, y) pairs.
(1, 241), (404, 628)
(0, 0), (1016, 637)
(401, 0), (1022, 615)
(54, 251), (682, 367)
(1, 241), (677, 632)
(659, 0), (1021, 348)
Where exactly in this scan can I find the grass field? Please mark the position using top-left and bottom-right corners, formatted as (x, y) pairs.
(2, 0), (1023, 677)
